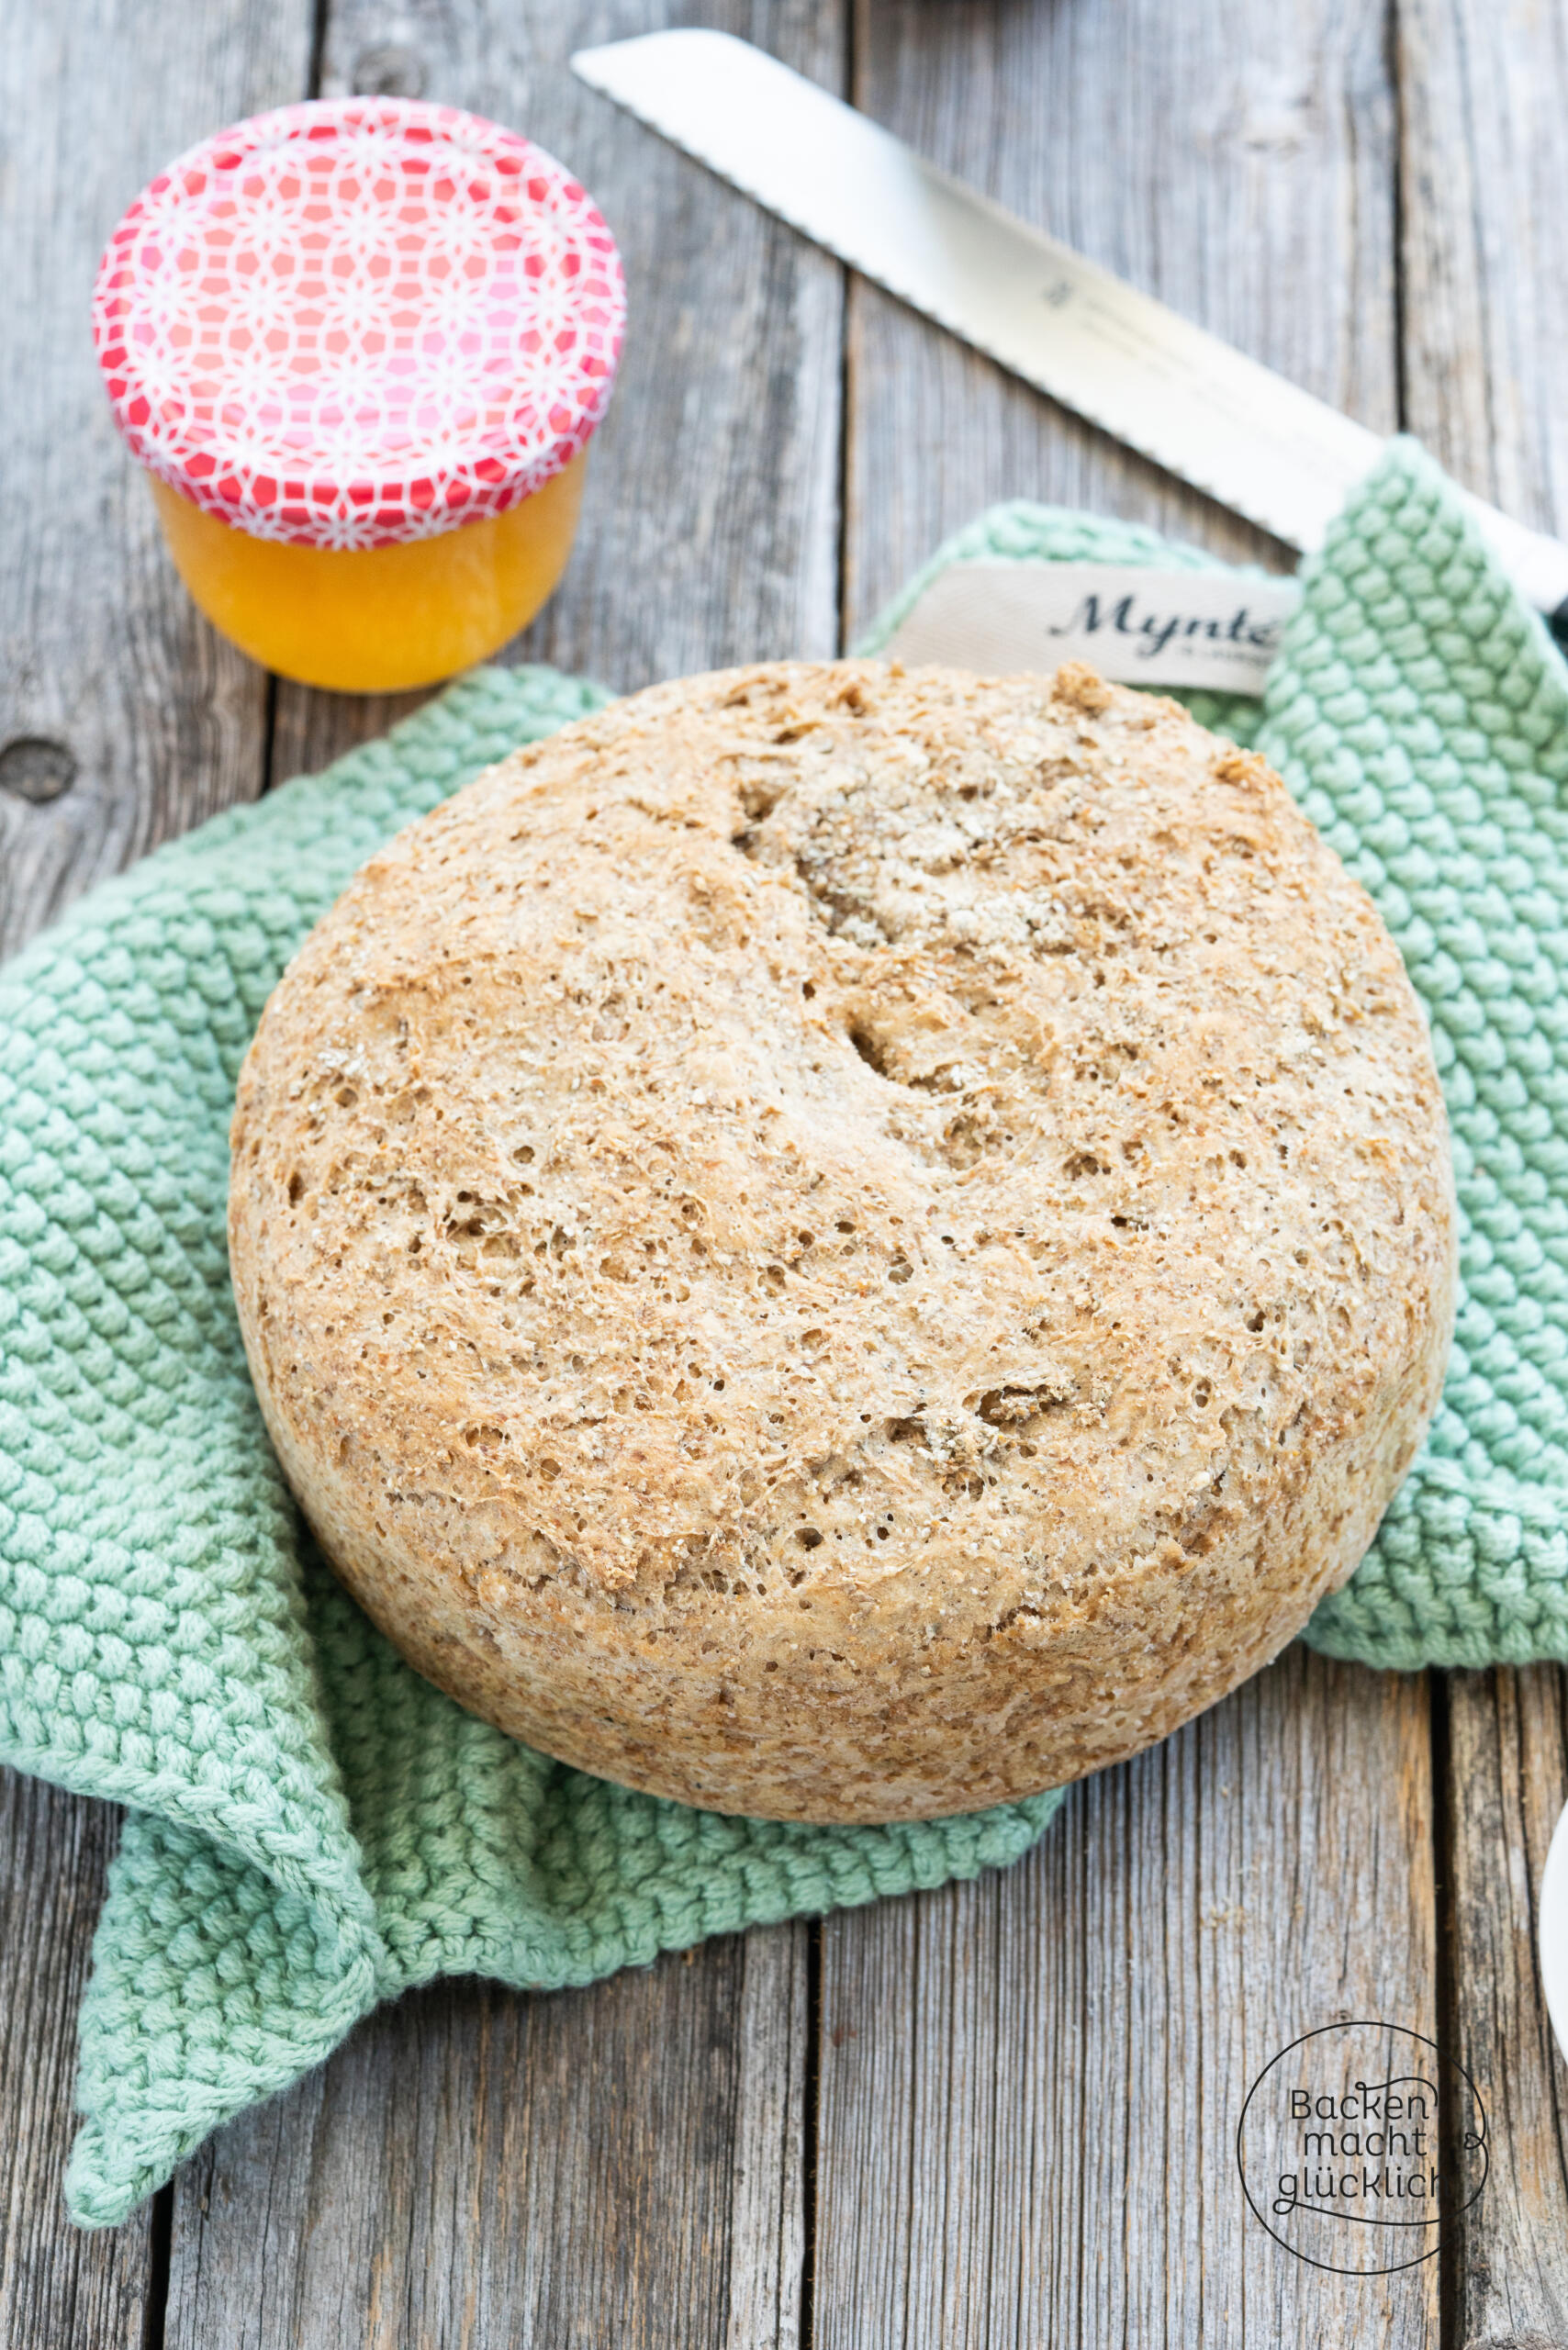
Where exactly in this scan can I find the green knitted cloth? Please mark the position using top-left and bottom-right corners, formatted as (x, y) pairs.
(1, 442), (1563, 2228)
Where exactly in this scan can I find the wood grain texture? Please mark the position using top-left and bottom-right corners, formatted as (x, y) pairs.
(0, 0), (307, 2330)
(1398, 6), (1568, 2337)
(840, 0), (1398, 638)
(165, 1925), (807, 2350)
(1440, 1673), (1568, 2349)
(1397, 0), (1568, 524)
(0, 1774), (152, 2349)
(0, 0), (313, 959)
(814, 1651), (1439, 2348)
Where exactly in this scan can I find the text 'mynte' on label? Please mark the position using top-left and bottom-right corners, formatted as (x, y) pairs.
(881, 562), (1301, 695)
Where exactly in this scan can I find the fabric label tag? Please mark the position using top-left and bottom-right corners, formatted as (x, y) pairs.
(880, 561), (1300, 694)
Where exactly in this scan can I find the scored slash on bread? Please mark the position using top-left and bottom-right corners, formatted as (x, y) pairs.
(228, 661), (1455, 1823)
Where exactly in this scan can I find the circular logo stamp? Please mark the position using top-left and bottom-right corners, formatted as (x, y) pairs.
(1237, 2021), (1487, 2274)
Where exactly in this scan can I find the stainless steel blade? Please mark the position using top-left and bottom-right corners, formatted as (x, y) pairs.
(573, 28), (1568, 619)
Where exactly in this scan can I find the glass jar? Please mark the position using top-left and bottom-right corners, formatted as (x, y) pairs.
(93, 99), (625, 692)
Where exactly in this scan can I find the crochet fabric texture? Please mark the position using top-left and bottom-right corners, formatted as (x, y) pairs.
(0, 442), (1562, 2225)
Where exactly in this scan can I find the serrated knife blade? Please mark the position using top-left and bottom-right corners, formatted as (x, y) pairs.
(572, 28), (1568, 627)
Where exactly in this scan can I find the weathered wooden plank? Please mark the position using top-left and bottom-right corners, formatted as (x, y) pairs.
(1397, 0), (1568, 534)
(0, 0), (313, 960)
(0, 1), (309, 2331)
(815, 1651), (1439, 2347)
(0, 1774), (154, 2349)
(819, 3), (1437, 2341)
(1396, 1), (1568, 2333)
(166, 1923), (808, 2350)
(165, 4), (842, 2341)
(721, 1925), (811, 2350)
(840, 0), (1398, 638)
(1439, 1670), (1568, 2347)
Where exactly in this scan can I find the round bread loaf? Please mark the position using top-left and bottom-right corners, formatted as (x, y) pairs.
(229, 660), (1455, 1823)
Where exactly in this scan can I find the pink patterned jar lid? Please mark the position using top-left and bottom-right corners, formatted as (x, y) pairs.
(92, 98), (626, 551)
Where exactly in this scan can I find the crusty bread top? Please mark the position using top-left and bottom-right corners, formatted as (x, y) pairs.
(230, 660), (1450, 1663)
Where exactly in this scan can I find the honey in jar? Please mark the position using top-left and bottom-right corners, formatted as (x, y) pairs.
(93, 98), (625, 692)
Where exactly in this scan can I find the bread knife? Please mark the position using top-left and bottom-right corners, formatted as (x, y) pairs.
(572, 28), (1568, 639)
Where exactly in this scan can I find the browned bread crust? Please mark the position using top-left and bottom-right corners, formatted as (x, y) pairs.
(229, 661), (1455, 1821)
